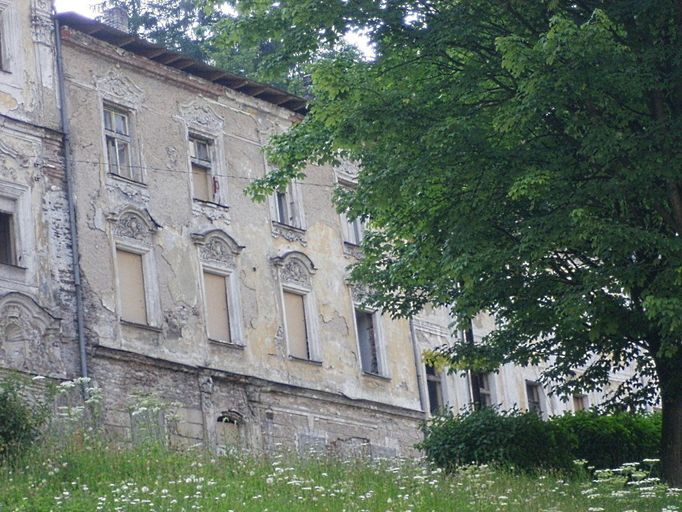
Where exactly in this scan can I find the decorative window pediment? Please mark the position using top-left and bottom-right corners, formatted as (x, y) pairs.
(109, 208), (159, 244)
(94, 70), (145, 109)
(180, 100), (224, 135)
(271, 251), (316, 290)
(192, 230), (244, 268)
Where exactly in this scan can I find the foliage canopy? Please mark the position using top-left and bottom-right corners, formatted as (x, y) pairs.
(218, 0), (682, 483)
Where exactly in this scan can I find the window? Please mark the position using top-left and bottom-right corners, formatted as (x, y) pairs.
(341, 214), (365, 245)
(425, 364), (444, 415)
(272, 182), (304, 229)
(284, 290), (309, 359)
(190, 135), (219, 203)
(526, 381), (543, 414)
(475, 372), (493, 407)
(0, 211), (15, 265)
(116, 248), (148, 325)
(111, 210), (160, 328)
(573, 394), (588, 412)
(355, 309), (379, 374)
(273, 252), (319, 361)
(104, 105), (138, 181)
(203, 271), (231, 342)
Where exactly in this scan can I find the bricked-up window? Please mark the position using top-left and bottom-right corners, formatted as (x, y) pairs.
(116, 248), (148, 325)
(573, 394), (588, 412)
(284, 290), (309, 359)
(355, 309), (379, 374)
(425, 364), (444, 415)
(190, 135), (217, 203)
(203, 270), (231, 342)
(104, 106), (136, 181)
(0, 211), (15, 265)
(526, 381), (543, 415)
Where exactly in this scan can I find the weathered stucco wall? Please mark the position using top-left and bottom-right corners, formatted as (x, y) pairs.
(60, 24), (423, 453)
(0, 0), (79, 381)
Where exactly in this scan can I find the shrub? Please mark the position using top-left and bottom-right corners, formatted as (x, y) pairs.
(0, 374), (48, 460)
(418, 407), (576, 472)
(552, 410), (661, 469)
(420, 407), (662, 473)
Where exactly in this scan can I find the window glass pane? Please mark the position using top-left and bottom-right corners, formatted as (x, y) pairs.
(192, 164), (211, 201)
(356, 309), (378, 373)
(276, 191), (289, 224)
(104, 109), (113, 131)
(117, 141), (131, 178)
(117, 249), (147, 325)
(204, 271), (231, 342)
(0, 212), (15, 265)
(195, 141), (210, 162)
(114, 112), (128, 135)
(284, 291), (309, 359)
(106, 137), (118, 174)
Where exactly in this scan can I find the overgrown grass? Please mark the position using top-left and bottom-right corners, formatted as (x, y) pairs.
(1, 442), (680, 511)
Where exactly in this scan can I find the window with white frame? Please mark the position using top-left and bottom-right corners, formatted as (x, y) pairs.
(425, 363), (444, 414)
(273, 252), (319, 361)
(341, 213), (365, 246)
(194, 230), (244, 345)
(104, 104), (140, 182)
(189, 135), (220, 203)
(0, 183), (28, 270)
(111, 210), (159, 327)
(526, 381), (543, 415)
(0, 210), (15, 265)
(0, 2), (11, 73)
(116, 247), (148, 325)
(272, 182), (305, 229)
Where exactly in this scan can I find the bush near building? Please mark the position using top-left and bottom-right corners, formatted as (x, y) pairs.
(420, 408), (661, 473)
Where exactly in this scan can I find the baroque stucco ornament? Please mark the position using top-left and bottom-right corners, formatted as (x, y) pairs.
(110, 209), (157, 243)
(192, 230), (243, 267)
(95, 70), (145, 107)
(272, 251), (316, 289)
(179, 101), (224, 133)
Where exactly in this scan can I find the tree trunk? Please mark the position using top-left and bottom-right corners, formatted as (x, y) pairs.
(657, 351), (682, 486)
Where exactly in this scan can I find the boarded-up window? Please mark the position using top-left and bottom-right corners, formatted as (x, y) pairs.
(355, 309), (379, 374)
(116, 248), (147, 324)
(284, 290), (309, 359)
(204, 271), (231, 342)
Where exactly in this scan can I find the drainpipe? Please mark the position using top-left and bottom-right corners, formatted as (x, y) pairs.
(409, 319), (428, 415)
(54, 15), (88, 382)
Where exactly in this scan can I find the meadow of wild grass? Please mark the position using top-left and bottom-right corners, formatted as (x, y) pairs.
(1, 442), (681, 512)
(1, 377), (681, 512)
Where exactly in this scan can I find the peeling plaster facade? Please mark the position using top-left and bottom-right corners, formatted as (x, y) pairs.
(0, 0), (645, 457)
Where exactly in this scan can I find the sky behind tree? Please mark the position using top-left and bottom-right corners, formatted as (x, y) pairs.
(55, 0), (97, 16)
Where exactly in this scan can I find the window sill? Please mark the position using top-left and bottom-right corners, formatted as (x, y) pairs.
(343, 241), (363, 259)
(107, 173), (146, 187)
(209, 338), (245, 349)
(288, 355), (322, 366)
(271, 222), (307, 244)
(193, 199), (230, 210)
(120, 320), (162, 333)
(362, 371), (391, 381)
(0, 263), (27, 282)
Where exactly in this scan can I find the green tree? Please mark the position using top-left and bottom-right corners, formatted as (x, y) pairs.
(227, 0), (682, 485)
(94, 0), (308, 94)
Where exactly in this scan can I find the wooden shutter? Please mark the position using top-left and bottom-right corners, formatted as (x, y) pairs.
(204, 271), (231, 342)
(117, 249), (147, 324)
(284, 291), (309, 359)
